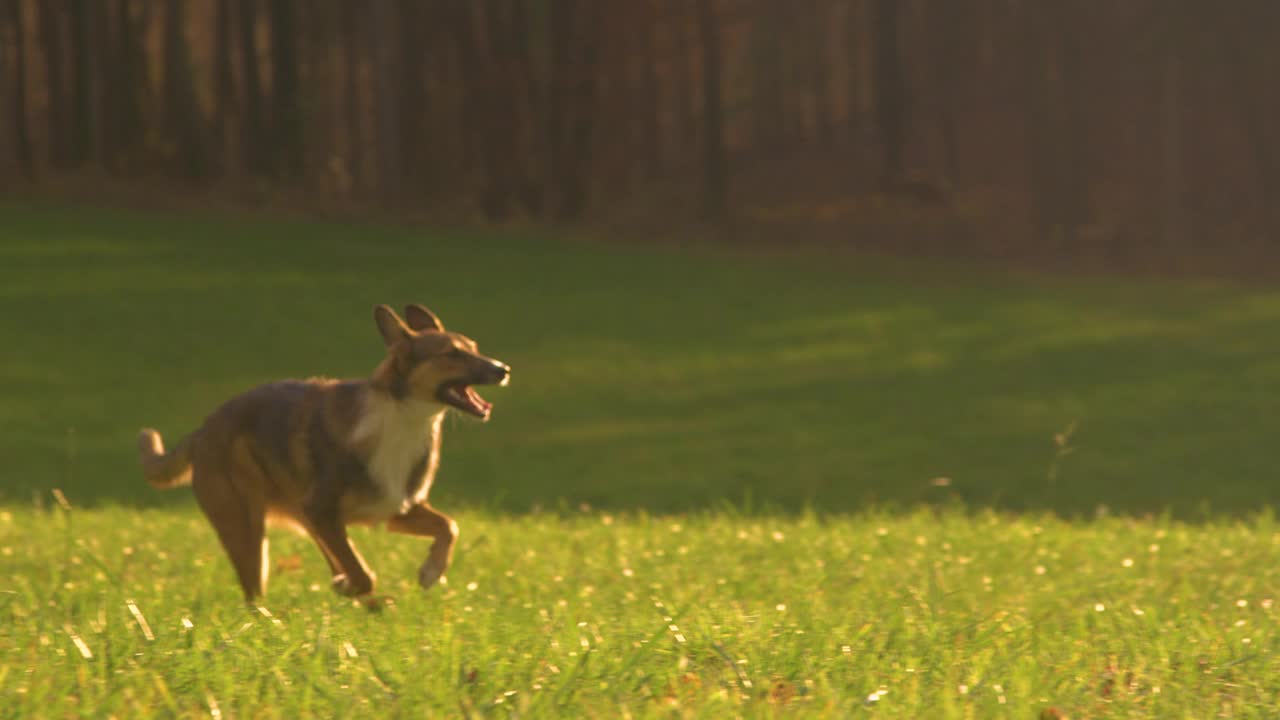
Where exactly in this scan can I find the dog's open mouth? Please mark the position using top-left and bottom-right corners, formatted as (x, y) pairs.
(438, 382), (493, 420)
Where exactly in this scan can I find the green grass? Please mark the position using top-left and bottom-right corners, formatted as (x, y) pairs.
(5, 507), (1280, 717)
(3, 203), (1280, 716)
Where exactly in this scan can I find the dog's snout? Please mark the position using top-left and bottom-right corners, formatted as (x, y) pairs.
(489, 360), (511, 386)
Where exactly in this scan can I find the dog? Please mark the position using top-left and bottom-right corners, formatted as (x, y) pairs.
(137, 304), (510, 601)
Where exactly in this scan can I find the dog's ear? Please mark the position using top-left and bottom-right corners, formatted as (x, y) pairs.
(374, 304), (413, 346)
(404, 304), (445, 333)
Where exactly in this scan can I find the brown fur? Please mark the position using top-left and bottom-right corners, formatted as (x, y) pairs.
(138, 304), (510, 601)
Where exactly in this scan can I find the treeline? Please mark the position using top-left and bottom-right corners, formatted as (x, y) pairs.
(2, 1), (1279, 248)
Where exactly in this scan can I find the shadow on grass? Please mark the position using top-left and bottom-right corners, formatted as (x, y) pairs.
(4, 205), (1280, 520)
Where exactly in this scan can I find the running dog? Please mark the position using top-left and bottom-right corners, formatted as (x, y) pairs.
(138, 304), (510, 601)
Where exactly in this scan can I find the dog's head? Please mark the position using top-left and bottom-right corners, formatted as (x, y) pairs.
(372, 304), (510, 421)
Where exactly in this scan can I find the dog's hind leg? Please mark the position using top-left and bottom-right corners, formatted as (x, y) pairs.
(193, 470), (268, 601)
(387, 504), (458, 590)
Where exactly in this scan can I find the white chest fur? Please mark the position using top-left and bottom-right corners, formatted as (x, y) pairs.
(351, 394), (444, 519)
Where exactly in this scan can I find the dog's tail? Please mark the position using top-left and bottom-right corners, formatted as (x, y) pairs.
(138, 428), (194, 489)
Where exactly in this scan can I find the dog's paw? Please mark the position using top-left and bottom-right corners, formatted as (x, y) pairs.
(418, 563), (447, 590)
(331, 572), (375, 597)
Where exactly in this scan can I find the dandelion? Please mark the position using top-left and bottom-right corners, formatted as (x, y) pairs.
(1149, 544), (1160, 553)
(1095, 603), (1106, 612)
(1237, 599), (1249, 608)
(958, 684), (969, 695)
(1034, 565), (1046, 575)
(622, 568), (634, 577)
(772, 531), (785, 542)
(1121, 558), (1133, 568)
(776, 603), (787, 612)
(466, 581), (478, 591)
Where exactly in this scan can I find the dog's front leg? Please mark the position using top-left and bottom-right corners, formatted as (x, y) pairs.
(303, 499), (377, 597)
(387, 504), (458, 590)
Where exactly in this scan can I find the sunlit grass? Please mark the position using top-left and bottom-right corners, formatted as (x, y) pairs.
(3, 505), (1280, 717)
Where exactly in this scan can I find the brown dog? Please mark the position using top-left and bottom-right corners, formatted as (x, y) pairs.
(137, 304), (510, 601)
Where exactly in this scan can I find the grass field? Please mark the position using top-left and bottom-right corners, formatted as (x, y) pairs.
(3, 204), (1280, 716)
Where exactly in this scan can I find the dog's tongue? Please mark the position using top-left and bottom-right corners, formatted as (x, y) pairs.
(465, 386), (491, 413)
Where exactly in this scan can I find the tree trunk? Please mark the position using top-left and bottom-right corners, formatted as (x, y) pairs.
(696, 0), (726, 219)
(7, 0), (35, 178)
(546, 0), (601, 220)
(1056, 11), (1089, 245)
(669, 0), (697, 159)
(339, 0), (363, 192)
(466, 0), (530, 220)
(927, 2), (965, 182)
(369, 0), (401, 201)
(636, 0), (661, 178)
(113, 0), (148, 171)
(479, 0), (540, 218)
(237, 0), (267, 174)
(1219, 7), (1279, 242)
(302, 0), (339, 191)
(845, 0), (862, 140)
(67, 0), (93, 167)
(397, 0), (429, 190)
(809, 0), (833, 146)
(213, 0), (236, 168)
(107, 0), (129, 170)
(269, 0), (301, 178)
(510, 0), (542, 215)
(1160, 46), (1182, 248)
(1020, 4), (1055, 240)
(751, 0), (786, 150)
(1020, 3), (1089, 246)
(163, 0), (209, 179)
(37, 0), (69, 168)
(872, 0), (905, 184)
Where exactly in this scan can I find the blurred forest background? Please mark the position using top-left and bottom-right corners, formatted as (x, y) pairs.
(2, 1), (1279, 269)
